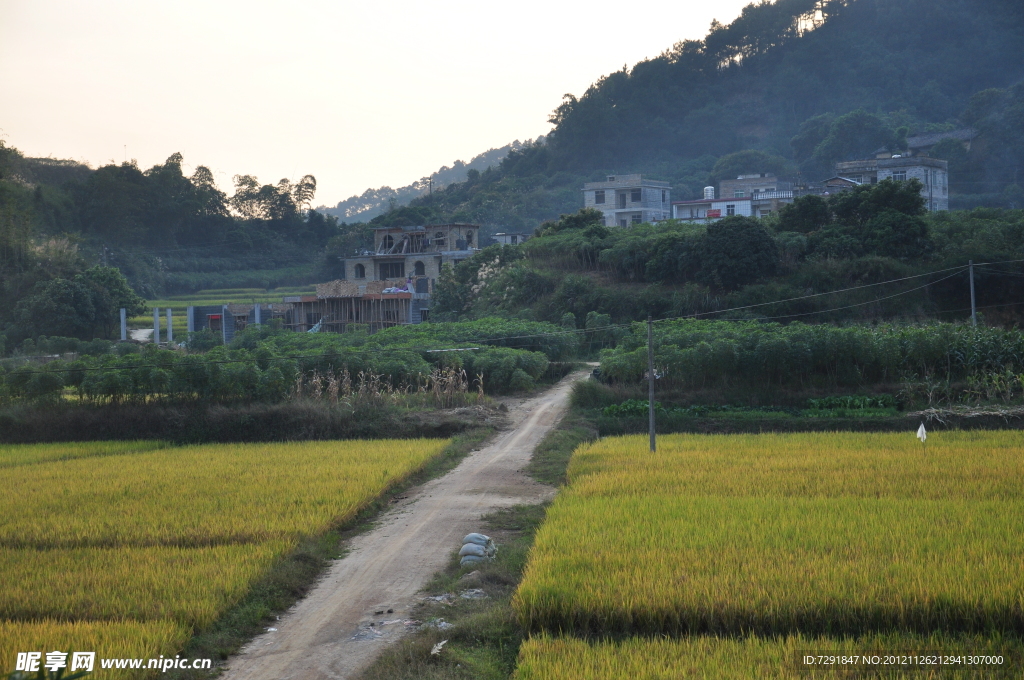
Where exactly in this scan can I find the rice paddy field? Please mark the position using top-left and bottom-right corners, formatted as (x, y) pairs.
(128, 286), (316, 338)
(1, 438), (448, 678)
(513, 431), (1024, 678)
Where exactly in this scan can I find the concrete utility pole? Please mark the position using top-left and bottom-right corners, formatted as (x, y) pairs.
(153, 308), (160, 345)
(969, 260), (977, 327)
(166, 308), (173, 344)
(648, 315), (656, 453)
(120, 308), (127, 341)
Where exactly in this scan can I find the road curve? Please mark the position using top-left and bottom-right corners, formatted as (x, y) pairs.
(221, 370), (583, 680)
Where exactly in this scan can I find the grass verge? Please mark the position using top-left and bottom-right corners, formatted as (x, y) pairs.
(354, 410), (597, 680)
(163, 428), (493, 680)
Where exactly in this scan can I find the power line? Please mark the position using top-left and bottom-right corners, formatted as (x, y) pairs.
(7, 260), (1015, 376)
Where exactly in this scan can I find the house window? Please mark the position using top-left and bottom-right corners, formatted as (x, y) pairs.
(466, 231), (473, 245)
(379, 262), (405, 279)
(594, 190), (605, 204)
(381, 235), (394, 252)
(433, 231), (446, 248)
(661, 190), (666, 202)
(631, 189), (642, 202)
(414, 261), (425, 276)
(419, 309), (429, 322)
(726, 204), (736, 216)
(354, 264), (365, 279)
(734, 191), (745, 198)
(631, 213), (643, 225)
(618, 218), (628, 228)
(892, 171), (907, 182)
(618, 193), (627, 209)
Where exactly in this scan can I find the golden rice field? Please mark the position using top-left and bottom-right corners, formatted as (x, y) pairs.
(0, 440), (168, 468)
(515, 431), (1024, 635)
(1, 439), (446, 547)
(515, 633), (1023, 680)
(0, 620), (189, 680)
(513, 431), (1024, 678)
(2, 438), (449, 677)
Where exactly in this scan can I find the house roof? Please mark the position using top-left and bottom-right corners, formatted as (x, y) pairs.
(671, 197), (752, 205)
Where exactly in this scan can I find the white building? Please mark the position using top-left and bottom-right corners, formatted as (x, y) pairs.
(582, 174), (671, 227)
(671, 196), (753, 222)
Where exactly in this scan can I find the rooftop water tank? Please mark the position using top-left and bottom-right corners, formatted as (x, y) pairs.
(703, 186), (715, 200)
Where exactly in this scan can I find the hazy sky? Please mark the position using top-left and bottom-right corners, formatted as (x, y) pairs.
(1, 0), (752, 207)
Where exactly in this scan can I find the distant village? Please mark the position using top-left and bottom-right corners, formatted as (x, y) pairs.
(152, 129), (971, 343)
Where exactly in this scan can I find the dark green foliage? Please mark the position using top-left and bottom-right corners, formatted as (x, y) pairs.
(710, 150), (795, 185)
(778, 194), (829, 233)
(0, 317), (575, 404)
(600, 319), (1024, 392)
(8, 266), (144, 343)
(698, 216), (779, 289)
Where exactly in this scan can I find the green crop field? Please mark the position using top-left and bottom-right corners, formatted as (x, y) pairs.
(513, 431), (1024, 677)
(1, 438), (448, 678)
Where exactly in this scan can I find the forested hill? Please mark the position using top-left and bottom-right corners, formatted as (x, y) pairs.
(318, 139), (540, 222)
(542, 0), (1024, 170)
(397, 0), (1024, 229)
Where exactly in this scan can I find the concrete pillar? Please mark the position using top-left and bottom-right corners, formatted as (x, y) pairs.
(221, 305), (229, 344)
(254, 304), (262, 325)
(120, 308), (127, 341)
(166, 308), (173, 343)
(187, 306), (195, 334)
(153, 308), (160, 345)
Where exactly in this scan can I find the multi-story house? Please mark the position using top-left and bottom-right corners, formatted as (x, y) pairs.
(834, 156), (949, 211)
(274, 223), (480, 332)
(582, 174), (671, 226)
(671, 175), (794, 222)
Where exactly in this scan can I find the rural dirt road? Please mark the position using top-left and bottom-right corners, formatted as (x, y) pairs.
(221, 370), (584, 680)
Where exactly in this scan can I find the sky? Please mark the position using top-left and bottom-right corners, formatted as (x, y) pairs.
(0, 0), (753, 207)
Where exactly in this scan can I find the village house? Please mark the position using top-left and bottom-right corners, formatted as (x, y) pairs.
(672, 175), (795, 222)
(582, 174), (671, 226)
(279, 223), (481, 333)
(492, 232), (532, 245)
(834, 156), (949, 211)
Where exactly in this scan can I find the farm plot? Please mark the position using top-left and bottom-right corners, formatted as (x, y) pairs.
(516, 633), (1022, 680)
(513, 431), (1024, 676)
(1, 438), (448, 677)
(0, 440), (168, 468)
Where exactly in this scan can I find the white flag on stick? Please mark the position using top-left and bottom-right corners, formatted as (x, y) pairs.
(917, 423), (927, 442)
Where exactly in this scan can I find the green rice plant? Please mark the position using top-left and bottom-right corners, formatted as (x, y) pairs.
(0, 441), (168, 468)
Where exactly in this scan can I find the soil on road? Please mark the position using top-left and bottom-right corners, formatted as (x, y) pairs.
(221, 370), (583, 680)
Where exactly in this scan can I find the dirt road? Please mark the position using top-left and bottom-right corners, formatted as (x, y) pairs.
(221, 371), (583, 680)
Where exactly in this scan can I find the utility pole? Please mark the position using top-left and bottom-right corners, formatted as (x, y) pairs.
(647, 315), (656, 453)
(969, 260), (977, 327)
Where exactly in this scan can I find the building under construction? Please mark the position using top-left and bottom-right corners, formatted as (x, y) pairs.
(282, 278), (428, 333)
